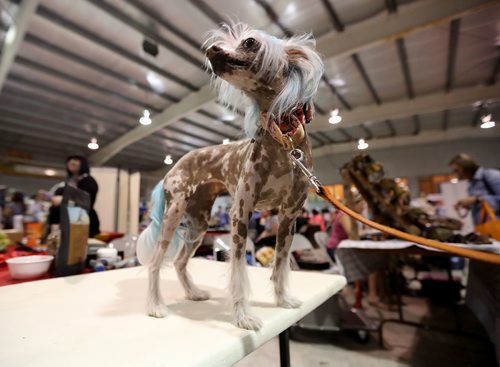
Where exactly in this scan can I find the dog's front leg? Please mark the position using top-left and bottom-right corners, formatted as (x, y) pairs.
(229, 177), (263, 330)
(272, 198), (306, 309)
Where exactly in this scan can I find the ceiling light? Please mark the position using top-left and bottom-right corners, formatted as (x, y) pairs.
(480, 112), (495, 129)
(44, 169), (56, 177)
(164, 154), (173, 165)
(329, 115), (342, 124)
(450, 178), (459, 184)
(480, 120), (495, 129)
(88, 137), (99, 150)
(139, 109), (152, 125)
(328, 108), (342, 124)
(357, 138), (368, 150)
(222, 138), (230, 145)
(329, 78), (346, 87)
(222, 114), (236, 122)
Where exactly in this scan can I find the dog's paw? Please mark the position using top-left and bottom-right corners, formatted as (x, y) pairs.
(235, 313), (263, 330)
(147, 303), (168, 318)
(277, 295), (302, 309)
(186, 289), (211, 301)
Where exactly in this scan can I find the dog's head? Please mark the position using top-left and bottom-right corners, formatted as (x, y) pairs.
(203, 23), (324, 137)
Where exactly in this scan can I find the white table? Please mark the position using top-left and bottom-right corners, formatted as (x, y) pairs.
(0, 259), (346, 367)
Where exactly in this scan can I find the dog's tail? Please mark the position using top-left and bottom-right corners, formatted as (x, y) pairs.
(137, 181), (166, 265)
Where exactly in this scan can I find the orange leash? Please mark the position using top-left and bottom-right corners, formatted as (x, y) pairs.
(317, 186), (500, 265)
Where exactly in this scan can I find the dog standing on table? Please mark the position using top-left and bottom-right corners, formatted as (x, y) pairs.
(137, 23), (323, 330)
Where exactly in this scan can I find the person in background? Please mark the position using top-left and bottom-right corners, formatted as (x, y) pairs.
(321, 208), (332, 232)
(26, 190), (49, 222)
(309, 208), (326, 231)
(2, 192), (26, 229)
(255, 209), (279, 248)
(449, 153), (500, 225)
(328, 195), (381, 305)
(65, 155), (101, 237)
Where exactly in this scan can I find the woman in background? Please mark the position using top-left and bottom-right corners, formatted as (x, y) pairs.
(329, 195), (382, 305)
(65, 155), (100, 237)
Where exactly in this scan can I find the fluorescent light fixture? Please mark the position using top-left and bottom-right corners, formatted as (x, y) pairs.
(139, 109), (152, 125)
(221, 114), (236, 122)
(357, 138), (368, 150)
(222, 138), (230, 145)
(164, 154), (173, 165)
(88, 137), (99, 150)
(44, 169), (57, 177)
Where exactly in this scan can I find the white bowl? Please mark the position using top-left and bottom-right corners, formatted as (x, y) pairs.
(6, 255), (54, 280)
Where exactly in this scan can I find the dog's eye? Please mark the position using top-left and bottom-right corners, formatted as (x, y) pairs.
(242, 38), (257, 49)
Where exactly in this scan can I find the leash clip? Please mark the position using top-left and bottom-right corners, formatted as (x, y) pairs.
(289, 148), (322, 193)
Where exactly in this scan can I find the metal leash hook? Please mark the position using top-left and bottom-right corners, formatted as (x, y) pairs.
(288, 148), (322, 193)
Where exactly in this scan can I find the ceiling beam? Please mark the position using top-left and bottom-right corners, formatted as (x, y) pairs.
(442, 110), (449, 130)
(309, 84), (500, 133)
(396, 38), (414, 99)
(351, 54), (381, 105)
(413, 115), (421, 135)
(313, 126), (500, 158)
(385, 120), (396, 137)
(316, 0), (497, 60)
(445, 19), (461, 92)
(0, 0), (39, 91)
(90, 85), (215, 165)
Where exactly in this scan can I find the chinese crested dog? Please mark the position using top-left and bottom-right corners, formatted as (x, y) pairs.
(137, 23), (323, 330)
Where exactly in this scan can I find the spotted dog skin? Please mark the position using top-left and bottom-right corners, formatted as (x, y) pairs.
(147, 25), (320, 330)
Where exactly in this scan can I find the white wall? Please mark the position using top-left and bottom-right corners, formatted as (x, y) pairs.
(313, 138), (500, 194)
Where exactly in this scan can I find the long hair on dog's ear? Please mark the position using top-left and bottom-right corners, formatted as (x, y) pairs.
(245, 34), (323, 137)
(271, 35), (324, 121)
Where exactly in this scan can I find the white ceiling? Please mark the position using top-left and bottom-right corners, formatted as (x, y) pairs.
(0, 0), (499, 172)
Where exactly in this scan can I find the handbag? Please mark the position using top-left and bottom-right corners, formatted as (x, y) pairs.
(474, 200), (500, 241)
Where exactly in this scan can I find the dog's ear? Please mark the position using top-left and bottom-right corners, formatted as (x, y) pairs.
(285, 46), (308, 65)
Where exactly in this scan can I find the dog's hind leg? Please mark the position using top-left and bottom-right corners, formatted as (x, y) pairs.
(175, 182), (224, 301)
(147, 196), (187, 318)
(272, 198), (306, 309)
(174, 224), (210, 301)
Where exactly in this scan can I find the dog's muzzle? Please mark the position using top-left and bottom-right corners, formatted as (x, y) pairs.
(206, 45), (248, 75)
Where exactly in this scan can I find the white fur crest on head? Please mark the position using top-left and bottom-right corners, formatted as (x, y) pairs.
(203, 23), (324, 138)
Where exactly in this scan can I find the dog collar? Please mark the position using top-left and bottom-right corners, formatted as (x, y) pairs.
(259, 103), (312, 150)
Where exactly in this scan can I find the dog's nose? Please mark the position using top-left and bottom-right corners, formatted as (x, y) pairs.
(206, 45), (222, 58)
